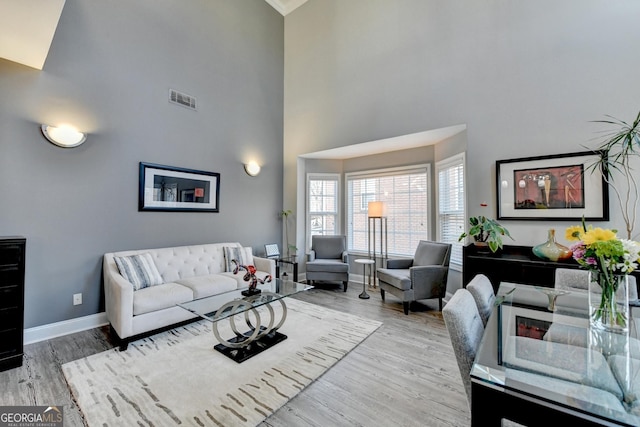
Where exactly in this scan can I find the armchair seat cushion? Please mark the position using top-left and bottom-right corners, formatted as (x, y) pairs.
(377, 268), (411, 291)
(306, 259), (349, 273)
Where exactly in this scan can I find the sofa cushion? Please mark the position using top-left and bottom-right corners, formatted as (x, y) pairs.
(114, 253), (163, 291)
(132, 282), (194, 316)
(175, 274), (238, 299)
(377, 268), (411, 290)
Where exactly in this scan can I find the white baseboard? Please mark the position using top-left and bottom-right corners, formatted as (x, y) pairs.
(24, 312), (109, 345)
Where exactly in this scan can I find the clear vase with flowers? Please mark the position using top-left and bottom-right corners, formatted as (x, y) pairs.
(565, 219), (640, 333)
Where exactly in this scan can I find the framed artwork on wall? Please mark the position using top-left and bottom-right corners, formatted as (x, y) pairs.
(139, 162), (220, 212)
(496, 151), (609, 221)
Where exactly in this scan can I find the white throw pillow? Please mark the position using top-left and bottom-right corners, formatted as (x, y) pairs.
(242, 247), (254, 266)
(114, 253), (163, 291)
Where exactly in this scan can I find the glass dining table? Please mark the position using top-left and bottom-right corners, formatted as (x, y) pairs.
(470, 282), (640, 426)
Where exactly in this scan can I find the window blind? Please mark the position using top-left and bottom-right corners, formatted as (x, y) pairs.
(436, 155), (465, 266)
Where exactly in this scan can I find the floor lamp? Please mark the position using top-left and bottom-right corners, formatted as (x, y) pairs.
(368, 201), (387, 287)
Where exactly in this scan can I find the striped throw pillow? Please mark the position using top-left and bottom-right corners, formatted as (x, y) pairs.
(114, 253), (163, 291)
(223, 246), (245, 272)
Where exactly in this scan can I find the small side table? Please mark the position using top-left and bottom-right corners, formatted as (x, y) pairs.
(275, 257), (298, 282)
(355, 259), (375, 300)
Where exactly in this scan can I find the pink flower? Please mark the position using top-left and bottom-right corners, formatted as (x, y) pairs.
(570, 242), (586, 260)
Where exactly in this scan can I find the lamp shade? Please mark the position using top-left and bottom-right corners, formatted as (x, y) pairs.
(368, 201), (387, 217)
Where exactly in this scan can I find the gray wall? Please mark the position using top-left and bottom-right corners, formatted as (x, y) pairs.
(0, 0), (284, 328)
(284, 0), (640, 274)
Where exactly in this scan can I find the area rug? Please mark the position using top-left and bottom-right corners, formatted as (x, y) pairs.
(62, 299), (382, 426)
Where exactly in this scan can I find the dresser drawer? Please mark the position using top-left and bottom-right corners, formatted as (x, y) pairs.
(0, 328), (21, 357)
(0, 306), (20, 328)
(0, 267), (22, 289)
(0, 244), (22, 267)
(0, 285), (21, 308)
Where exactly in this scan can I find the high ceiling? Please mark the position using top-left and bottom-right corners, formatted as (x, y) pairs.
(0, 0), (305, 70)
(301, 125), (468, 160)
(0, 0), (65, 70)
(265, 0), (308, 16)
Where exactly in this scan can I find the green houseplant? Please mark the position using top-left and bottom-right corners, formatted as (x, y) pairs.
(458, 215), (513, 253)
(280, 209), (298, 258)
(588, 110), (640, 240)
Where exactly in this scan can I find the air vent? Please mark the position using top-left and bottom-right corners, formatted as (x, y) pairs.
(169, 89), (197, 110)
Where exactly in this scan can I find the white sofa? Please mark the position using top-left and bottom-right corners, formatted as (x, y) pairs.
(103, 242), (275, 349)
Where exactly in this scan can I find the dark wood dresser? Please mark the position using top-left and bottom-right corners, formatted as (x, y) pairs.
(0, 236), (26, 371)
(462, 243), (640, 295)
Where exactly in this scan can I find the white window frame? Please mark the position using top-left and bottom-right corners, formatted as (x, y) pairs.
(306, 173), (341, 250)
(435, 153), (466, 271)
(345, 164), (431, 257)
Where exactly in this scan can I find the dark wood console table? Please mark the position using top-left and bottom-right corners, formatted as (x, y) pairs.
(463, 243), (640, 294)
(0, 236), (26, 372)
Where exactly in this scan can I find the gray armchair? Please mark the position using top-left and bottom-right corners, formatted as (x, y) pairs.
(306, 235), (349, 292)
(377, 240), (451, 314)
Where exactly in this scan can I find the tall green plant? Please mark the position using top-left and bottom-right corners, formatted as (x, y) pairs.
(280, 209), (297, 258)
(588, 110), (640, 239)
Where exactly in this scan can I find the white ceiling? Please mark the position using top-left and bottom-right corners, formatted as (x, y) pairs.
(0, 0), (303, 71)
(0, 0), (66, 70)
(0, 0), (461, 161)
(264, 0), (308, 16)
(300, 124), (468, 160)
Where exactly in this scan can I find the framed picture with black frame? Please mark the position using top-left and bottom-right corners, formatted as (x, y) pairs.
(496, 150), (609, 221)
(139, 162), (220, 212)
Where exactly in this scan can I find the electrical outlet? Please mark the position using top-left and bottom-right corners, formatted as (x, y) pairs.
(73, 293), (82, 305)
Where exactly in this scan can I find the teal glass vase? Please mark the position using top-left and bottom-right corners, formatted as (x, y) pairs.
(532, 229), (572, 262)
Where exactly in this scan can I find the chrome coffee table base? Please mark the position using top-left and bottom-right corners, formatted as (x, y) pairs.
(211, 291), (288, 363)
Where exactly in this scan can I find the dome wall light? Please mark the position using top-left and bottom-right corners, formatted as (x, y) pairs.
(244, 161), (261, 177)
(41, 124), (87, 148)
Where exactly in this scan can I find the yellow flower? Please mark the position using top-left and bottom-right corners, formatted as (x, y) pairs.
(582, 227), (617, 245)
(565, 225), (584, 241)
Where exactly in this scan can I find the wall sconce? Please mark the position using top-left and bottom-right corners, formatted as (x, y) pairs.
(244, 161), (261, 177)
(41, 124), (87, 148)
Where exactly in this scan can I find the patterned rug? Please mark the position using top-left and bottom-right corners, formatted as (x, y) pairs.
(62, 299), (381, 426)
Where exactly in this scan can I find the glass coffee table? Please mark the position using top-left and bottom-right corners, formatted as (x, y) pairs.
(178, 279), (312, 363)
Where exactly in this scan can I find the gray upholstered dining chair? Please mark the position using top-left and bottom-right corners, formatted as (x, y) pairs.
(377, 240), (451, 314)
(443, 288), (525, 427)
(306, 235), (349, 291)
(466, 274), (495, 327)
(442, 288), (484, 405)
(555, 268), (638, 300)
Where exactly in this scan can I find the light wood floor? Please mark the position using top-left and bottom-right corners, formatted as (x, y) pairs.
(1, 282), (470, 427)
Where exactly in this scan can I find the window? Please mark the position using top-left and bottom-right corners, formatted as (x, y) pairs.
(436, 154), (465, 268)
(346, 166), (430, 257)
(307, 174), (339, 244)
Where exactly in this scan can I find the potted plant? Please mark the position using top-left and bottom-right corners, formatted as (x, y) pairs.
(280, 209), (298, 259)
(458, 215), (513, 253)
(588, 110), (640, 240)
